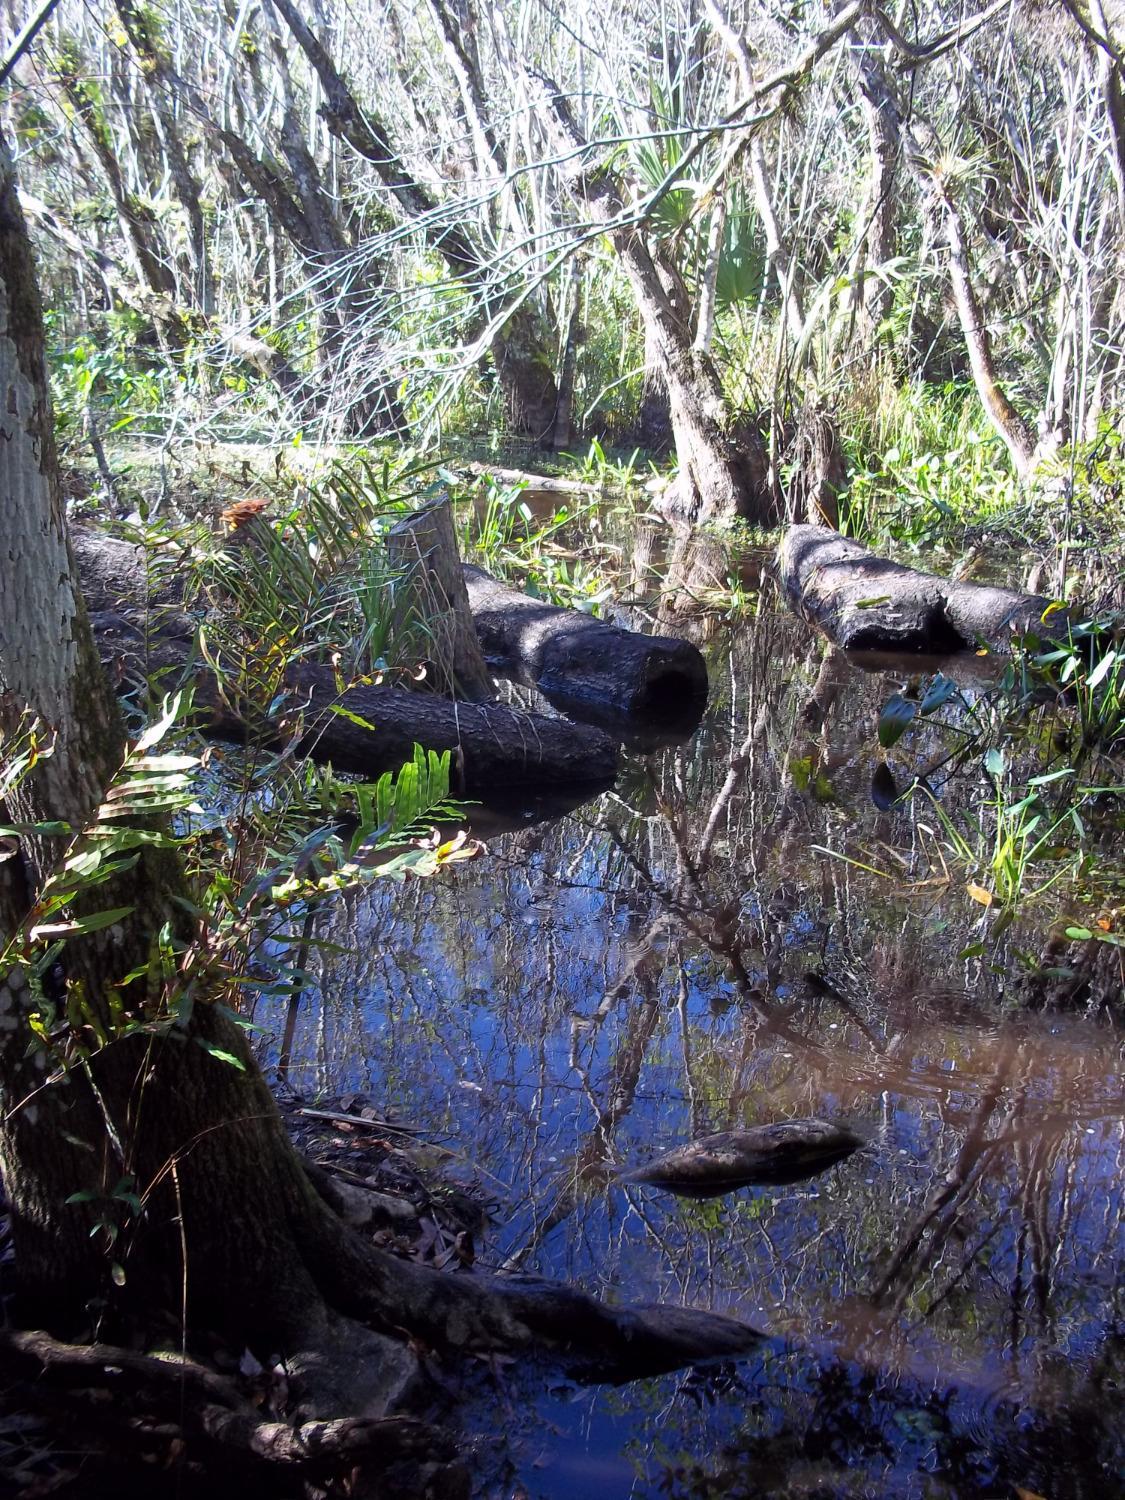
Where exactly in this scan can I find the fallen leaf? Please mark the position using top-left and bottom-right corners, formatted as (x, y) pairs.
(220, 497), (269, 531)
(966, 882), (994, 907)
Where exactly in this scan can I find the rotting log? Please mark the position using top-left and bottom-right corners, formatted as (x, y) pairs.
(386, 500), (494, 702)
(92, 614), (618, 794)
(778, 524), (1069, 654)
(72, 528), (617, 790)
(617, 1119), (865, 1198)
(462, 563), (709, 718)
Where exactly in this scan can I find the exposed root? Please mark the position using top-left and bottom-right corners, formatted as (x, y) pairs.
(0, 1328), (460, 1495)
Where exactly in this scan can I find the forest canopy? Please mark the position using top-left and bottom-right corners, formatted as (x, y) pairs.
(5, 0), (1123, 528)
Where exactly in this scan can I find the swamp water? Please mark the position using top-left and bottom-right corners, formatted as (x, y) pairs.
(260, 607), (1124, 1500)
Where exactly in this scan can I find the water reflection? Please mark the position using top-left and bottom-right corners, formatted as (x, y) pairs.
(258, 610), (1124, 1498)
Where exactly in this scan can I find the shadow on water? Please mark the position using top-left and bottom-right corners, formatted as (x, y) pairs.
(257, 606), (1125, 1499)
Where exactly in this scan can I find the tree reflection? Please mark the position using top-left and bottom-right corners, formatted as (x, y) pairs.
(260, 610), (1125, 1497)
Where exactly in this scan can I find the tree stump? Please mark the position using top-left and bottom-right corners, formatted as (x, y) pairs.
(386, 501), (494, 702)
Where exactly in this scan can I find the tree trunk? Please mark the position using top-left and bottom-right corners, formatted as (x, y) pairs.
(848, 40), (900, 344)
(550, 259), (582, 450)
(268, 0), (559, 438)
(527, 73), (776, 526)
(850, 47), (1037, 480)
(938, 188), (1037, 481)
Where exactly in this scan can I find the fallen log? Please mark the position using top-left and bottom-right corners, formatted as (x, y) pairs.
(617, 1119), (865, 1198)
(778, 524), (1069, 654)
(72, 528), (617, 790)
(92, 615), (618, 793)
(455, 461), (601, 495)
(462, 563), (709, 717)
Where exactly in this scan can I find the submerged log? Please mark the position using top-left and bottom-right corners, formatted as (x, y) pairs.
(617, 1119), (865, 1198)
(778, 525), (1068, 654)
(92, 615), (617, 794)
(462, 564), (709, 718)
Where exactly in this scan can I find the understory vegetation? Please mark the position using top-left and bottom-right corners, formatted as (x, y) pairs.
(1, 0), (1124, 1493)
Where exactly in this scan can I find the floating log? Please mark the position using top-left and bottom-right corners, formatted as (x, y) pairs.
(778, 524), (1069, 654)
(462, 563), (708, 718)
(617, 1119), (865, 1198)
(91, 614), (617, 794)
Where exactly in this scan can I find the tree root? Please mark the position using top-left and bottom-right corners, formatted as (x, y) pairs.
(304, 1217), (764, 1384)
(0, 1328), (462, 1495)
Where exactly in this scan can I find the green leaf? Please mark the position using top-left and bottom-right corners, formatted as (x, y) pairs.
(1065, 926), (1093, 940)
(919, 674), (956, 714)
(64, 850), (102, 879)
(1085, 649), (1120, 690)
(878, 694), (916, 748)
(133, 694), (185, 754)
(195, 1039), (246, 1071)
(0, 820), (71, 838)
(131, 754), (200, 773)
(328, 704), (378, 732)
(213, 1002), (267, 1033)
(30, 905), (134, 941)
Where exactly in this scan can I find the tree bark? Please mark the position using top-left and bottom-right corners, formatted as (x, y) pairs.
(526, 72), (776, 526)
(386, 501), (495, 702)
(777, 524), (1068, 653)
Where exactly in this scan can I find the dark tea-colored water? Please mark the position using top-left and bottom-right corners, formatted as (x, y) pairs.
(262, 609), (1125, 1499)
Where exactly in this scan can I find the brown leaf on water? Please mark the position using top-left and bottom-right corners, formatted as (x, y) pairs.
(966, 882), (994, 906)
